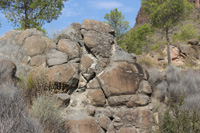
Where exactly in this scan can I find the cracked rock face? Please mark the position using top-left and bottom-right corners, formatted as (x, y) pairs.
(0, 19), (153, 133)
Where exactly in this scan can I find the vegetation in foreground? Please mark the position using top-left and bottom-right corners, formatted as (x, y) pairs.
(0, 72), (68, 133)
(148, 65), (200, 132)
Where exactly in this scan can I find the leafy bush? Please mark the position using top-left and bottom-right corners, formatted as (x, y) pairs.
(31, 95), (66, 133)
(157, 96), (200, 133)
(155, 66), (200, 131)
(151, 44), (159, 51)
(0, 83), (43, 133)
(172, 24), (198, 42)
(121, 23), (154, 54)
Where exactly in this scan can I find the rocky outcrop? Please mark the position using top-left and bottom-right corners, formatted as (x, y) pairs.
(0, 28), (55, 76)
(0, 19), (154, 133)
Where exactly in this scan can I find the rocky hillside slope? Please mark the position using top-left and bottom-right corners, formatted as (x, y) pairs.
(0, 20), (158, 133)
(135, 0), (200, 27)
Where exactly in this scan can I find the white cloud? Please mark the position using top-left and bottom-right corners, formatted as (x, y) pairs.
(62, 8), (81, 17)
(88, 1), (123, 10)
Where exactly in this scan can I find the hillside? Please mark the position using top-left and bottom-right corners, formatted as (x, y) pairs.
(120, 5), (200, 70)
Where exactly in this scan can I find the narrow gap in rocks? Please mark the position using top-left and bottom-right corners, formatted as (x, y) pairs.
(84, 43), (97, 59)
(109, 116), (114, 121)
(101, 127), (107, 132)
(86, 72), (96, 83)
(96, 77), (108, 99)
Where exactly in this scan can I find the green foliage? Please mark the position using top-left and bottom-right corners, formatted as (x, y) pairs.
(142, 0), (193, 65)
(172, 24), (198, 42)
(121, 23), (154, 54)
(180, 24), (198, 40)
(19, 72), (49, 106)
(31, 95), (66, 133)
(157, 96), (200, 133)
(142, 0), (193, 30)
(151, 44), (159, 51)
(0, 0), (68, 32)
(104, 8), (130, 39)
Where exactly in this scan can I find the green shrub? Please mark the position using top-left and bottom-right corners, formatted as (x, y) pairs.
(19, 72), (49, 106)
(151, 44), (159, 51)
(31, 95), (66, 133)
(172, 24), (198, 42)
(180, 24), (198, 40)
(122, 23), (154, 54)
(157, 95), (200, 133)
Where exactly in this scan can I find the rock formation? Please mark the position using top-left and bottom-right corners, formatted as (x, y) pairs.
(0, 19), (154, 133)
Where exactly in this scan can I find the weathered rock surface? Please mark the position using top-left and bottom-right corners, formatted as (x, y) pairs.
(53, 93), (70, 107)
(0, 59), (17, 84)
(0, 19), (154, 133)
(87, 89), (106, 107)
(58, 39), (80, 59)
(46, 63), (79, 90)
(53, 23), (83, 44)
(24, 36), (46, 56)
(66, 118), (104, 133)
(47, 49), (68, 66)
(98, 61), (148, 97)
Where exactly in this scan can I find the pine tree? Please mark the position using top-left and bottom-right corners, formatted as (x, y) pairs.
(142, 0), (193, 65)
(104, 8), (130, 39)
(0, 0), (68, 32)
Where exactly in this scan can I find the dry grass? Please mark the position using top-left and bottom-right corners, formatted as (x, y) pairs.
(31, 95), (67, 133)
(0, 83), (43, 133)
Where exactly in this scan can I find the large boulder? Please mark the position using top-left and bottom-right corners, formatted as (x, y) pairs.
(46, 63), (79, 90)
(58, 39), (80, 60)
(81, 19), (115, 68)
(66, 118), (104, 133)
(0, 59), (17, 84)
(81, 19), (114, 34)
(24, 36), (47, 57)
(114, 107), (152, 130)
(98, 61), (149, 97)
(87, 89), (106, 107)
(108, 94), (150, 107)
(47, 49), (68, 66)
(53, 23), (83, 44)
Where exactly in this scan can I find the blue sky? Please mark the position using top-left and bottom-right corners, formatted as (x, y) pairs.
(0, 0), (141, 37)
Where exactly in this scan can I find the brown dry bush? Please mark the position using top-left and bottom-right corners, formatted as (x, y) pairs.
(0, 83), (43, 133)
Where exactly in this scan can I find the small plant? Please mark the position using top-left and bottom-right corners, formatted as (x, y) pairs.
(31, 95), (66, 133)
(148, 67), (162, 89)
(19, 72), (49, 106)
(151, 44), (159, 51)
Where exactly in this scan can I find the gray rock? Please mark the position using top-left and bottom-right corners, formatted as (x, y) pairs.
(111, 45), (137, 63)
(58, 39), (80, 60)
(53, 23), (82, 44)
(47, 49), (68, 66)
(53, 93), (70, 106)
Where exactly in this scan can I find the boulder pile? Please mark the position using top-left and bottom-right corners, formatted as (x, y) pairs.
(0, 19), (154, 133)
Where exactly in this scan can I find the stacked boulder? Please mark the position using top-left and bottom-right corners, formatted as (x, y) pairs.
(0, 19), (154, 133)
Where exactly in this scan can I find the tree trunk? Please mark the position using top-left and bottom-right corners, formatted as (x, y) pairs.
(24, 0), (29, 29)
(166, 27), (171, 65)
